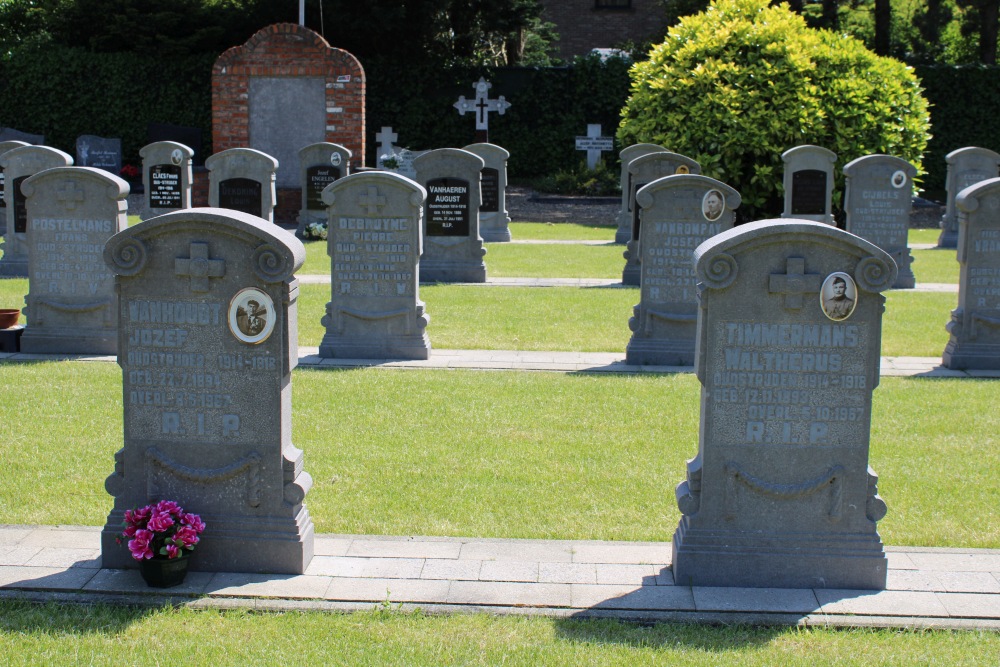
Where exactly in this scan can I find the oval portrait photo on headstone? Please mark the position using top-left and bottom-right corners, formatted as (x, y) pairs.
(228, 287), (276, 344)
(891, 170), (907, 189)
(702, 189), (725, 221)
(821, 272), (858, 321)
(331, 152), (342, 167)
(171, 149), (183, 166)
(676, 165), (690, 175)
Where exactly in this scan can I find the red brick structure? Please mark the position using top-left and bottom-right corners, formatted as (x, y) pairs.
(211, 23), (365, 225)
(541, 0), (669, 60)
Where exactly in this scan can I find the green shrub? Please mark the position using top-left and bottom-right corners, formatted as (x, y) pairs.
(532, 158), (619, 196)
(617, 0), (931, 220)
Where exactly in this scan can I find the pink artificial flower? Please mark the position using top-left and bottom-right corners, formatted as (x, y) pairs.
(174, 526), (200, 548)
(182, 513), (206, 533)
(122, 524), (137, 538)
(128, 530), (154, 560)
(162, 544), (181, 559)
(155, 500), (183, 516)
(147, 511), (175, 533)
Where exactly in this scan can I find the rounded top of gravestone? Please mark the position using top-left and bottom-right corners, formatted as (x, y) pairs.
(321, 170), (427, 208)
(956, 176), (1000, 214)
(628, 151), (702, 176)
(694, 218), (897, 295)
(298, 142), (353, 161)
(782, 145), (837, 163)
(412, 148), (485, 170)
(140, 141), (195, 162)
(636, 174), (742, 213)
(842, 154), (917, 178)
(0, 140), (30, 155)
(22, 166), (129, 201)
(463, 143), (510, 160)
(0, 145), (73, 171)
(206, 148), (279, 171)
(105, 207), (305, 282)
(946, 146), (1000, 163)
(619, 143), (669, 162)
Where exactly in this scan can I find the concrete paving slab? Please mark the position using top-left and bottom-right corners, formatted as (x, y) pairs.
(325, 576), (451, 604)
(313, 536), (354, 557)
(479, 560), (538, 582)
(448, 580), (571, 607)
(0, 527), (33, 544)
(934, 571), (1000, 593)
(571, 583), (696, 610)
(19, 527), (102, 549)
(0, 565), (96, 590)
(346, 538), (462, 560)
(571, 543), (672, 565)
(84, 567), (213, 595)
(905, 552), (1000, 572)
(885, 551), (917, 570)
(692, 586), (821, 613)
(24, 547), (100, 569)
(421, 559), (482, 581)
(538, 562), (598, 585)
(816, 589), (950, 617)
(305, 556), (425, 579)
(594, 563), (661, 585)
(459, 541), (574, 563)
(936, 592), (1000, 619)
(887, 569), (943, 592)
(206, 572), (332, 599)
(0, 546), (43, 566)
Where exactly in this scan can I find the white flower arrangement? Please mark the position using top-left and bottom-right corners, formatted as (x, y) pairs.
(304, 222), (328, 240)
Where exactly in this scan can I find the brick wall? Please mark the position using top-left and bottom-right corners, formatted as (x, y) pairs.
(541, 0), (669, 60)
(212, 23), (365, 225)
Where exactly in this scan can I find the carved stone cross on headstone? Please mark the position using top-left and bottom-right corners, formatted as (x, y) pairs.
(57, 180), (86, 211)
(453, 77), (510, 142)
(768, 257), (823, 309)
(175, 242), (226, 292)
(375, 126), (398, 158)
(358, 186), (386, 214)
(575, 124), (614, 170)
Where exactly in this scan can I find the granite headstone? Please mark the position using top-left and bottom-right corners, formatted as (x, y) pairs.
(625, 175), (739, 365)
(782, 145), (837, 225)
(0, 127), (44, 145)
(622, 151), (702, 286)
(942, 177), (1000, 369)
(101, 208), (313, 574)
(140, 141), (194, 220)
(0, 145), (74, 277)
(207, 148), (279, 223)
(296, 142), (352, 237)
(937, 147), (1000, 249)
(843, 154), (917, 289)
(672, 219), (895, 589)
(413, 148), (487, 283)
(463, 143), (512, 242)
(76, 135), (123, 176)
(19, 167), (128, 354)
(0, 140), (30, 235)
(318, 171), (430, 359)
(615, 143), (669, 244)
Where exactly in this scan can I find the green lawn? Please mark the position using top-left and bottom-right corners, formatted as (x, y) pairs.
(911, 247), (959, 284)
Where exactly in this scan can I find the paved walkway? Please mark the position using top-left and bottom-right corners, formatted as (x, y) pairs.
(1, 525), (997, 629)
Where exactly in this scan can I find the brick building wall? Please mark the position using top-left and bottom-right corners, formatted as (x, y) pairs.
(541, 0), (669, 60)
(211, 23), (365, 225)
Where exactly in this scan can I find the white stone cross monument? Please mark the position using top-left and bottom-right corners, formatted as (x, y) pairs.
(454, 77), (510, 142)
(575, 124), (614, 170)
(375, 126), (398, 159)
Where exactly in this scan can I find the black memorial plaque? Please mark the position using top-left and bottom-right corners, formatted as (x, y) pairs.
(306, 165), (341, 211)
(13, 176), (27, 233)
(219, 178), (262, 218)
(481, 168), (499, 213)
(426, 177), (470, 237)
(148, 164), (182, 209)
(791, 169), (827, 215)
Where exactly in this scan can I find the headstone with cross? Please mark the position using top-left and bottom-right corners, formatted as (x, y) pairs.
(140, 141), (195, 221)
(937, 147), (1000, 249)
(672, 218), (896, 590)
(615, 143), (669, 244)
(943, 177), (1000, 369)
(413, 148), (487, 283)
(17, 167), (128, 354)
(297, 142), (352, 237)
(318, 171), (430, 360)
(575, 124), (614, 171)
(625, 174), (739, 366)
(101, 207), (314, 574)
(206, 148), (278, 223)
(0, 145), (74, 277)
(453, 77), (511, 143)
(374, 126), (426, 179)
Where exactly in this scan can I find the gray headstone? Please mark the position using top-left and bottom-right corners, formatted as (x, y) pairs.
(673, 219), (895, 590)
(616, 143), (669, 244)
(625, 175), (740, 365)
(18, 167), (128, 354)
(297, 142), (352, 236)
(464, 143), (512, 242)
(100, 208), (313, 574)
(843, 154), (917, 289)
(0, 140), (30, 235)
(781, 145), (837, 225)
(248, 77), (326, 188)
(413, 148), (487, 283)
(942, 177), (1000, 369)
(937, 147), (1000, 249)
(140, 141), (195, 221)
(622, 151), (702, 286)
(0, 145), (74, 277)
(318, 172), (430, 360)
(206, 148), (278, 224)
(0, 127), (44, 145)
(76, 135), (123, 176)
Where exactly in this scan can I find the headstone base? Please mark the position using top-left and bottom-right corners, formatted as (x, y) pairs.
(942, 338), (1000, 370)
(622, 264), (640, 286)
(319, 332), (431, 361)
(480, 212), (512, 242)
(671, 518), (888, 589)
(481, 227), (512, 243)
(625, 336), (695, 367)
(937, 225), (958, 249)
(101, 505), (315, 575)
(615, 214), (631, 245)
(0, 258), (28, 278)
(19, 329), (116, 355)
(420, 261), (487, 284)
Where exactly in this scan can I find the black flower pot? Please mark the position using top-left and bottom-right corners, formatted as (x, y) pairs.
(139, 554), (191, 588)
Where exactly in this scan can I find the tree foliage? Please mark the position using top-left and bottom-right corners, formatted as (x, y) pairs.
(617, 0), (931, 220)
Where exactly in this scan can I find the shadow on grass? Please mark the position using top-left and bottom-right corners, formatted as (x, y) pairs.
(554, 615), (789, 650)
(0, 598), (161, 635)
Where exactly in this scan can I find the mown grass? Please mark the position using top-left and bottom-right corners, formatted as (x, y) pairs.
(2, 363), (997, 549)
(911, 247), (959, 284)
